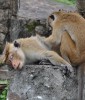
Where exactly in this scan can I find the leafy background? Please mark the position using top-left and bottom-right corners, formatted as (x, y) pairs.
(0, 80), (8, 100)
(54, 0), (76, 5)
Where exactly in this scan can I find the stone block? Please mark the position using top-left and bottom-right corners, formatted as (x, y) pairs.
(0, 0), (10, 9)
(0, 65), (9, 80)
(7, 65), (78, 100)
(0, 24), (7, 33)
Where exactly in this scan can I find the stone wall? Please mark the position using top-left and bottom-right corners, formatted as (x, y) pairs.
(0, 0), (19, 47)
(0, 0), (8, 52)
(7, 65), (78, 100)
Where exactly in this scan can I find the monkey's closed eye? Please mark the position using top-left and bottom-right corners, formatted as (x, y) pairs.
(9, 54), (13, 61)
(14, 41), (20, 48)
(49, 15), (55, 20)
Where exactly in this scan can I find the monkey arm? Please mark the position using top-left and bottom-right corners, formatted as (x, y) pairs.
(60, 32), (79, 66)
(42, 50), (73, 72)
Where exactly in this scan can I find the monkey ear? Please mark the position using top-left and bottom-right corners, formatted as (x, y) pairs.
(14, 41), (20, 48)
(49, 15), (55, 21)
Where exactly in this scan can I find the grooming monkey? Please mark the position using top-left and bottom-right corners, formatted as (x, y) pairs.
(0, 36), (72, 71)
(45, 11), (85, 65)
(43, 11), (85, 100)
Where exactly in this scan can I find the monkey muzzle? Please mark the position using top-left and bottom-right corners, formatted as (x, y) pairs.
(45, 19), (52, 37)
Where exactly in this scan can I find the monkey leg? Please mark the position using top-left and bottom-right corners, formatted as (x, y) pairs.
(60, 32), (78, 65)
(42, 50), (73, 72)
(60, 51), (71, 64)
(60, 32), (84, 100)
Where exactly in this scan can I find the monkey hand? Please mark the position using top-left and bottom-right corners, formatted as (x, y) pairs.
(60, 62), (73, 74)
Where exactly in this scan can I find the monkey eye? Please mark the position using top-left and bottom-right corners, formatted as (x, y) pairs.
(49, 14), (55, 20)
(9, 54), (13, 61)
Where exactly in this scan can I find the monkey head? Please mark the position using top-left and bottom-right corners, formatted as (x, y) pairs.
(1, 41), (25, 69)
(48, 10), (78, 29)
(48, 11), (62, 29)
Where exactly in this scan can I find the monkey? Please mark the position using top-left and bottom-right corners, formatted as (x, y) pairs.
(60, 31), (85, 100)
(0, 36), (73, 72)
(42, 11), (85, 100)
(45, 11), (85, 63)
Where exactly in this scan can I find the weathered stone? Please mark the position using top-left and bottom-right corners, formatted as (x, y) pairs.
(0, 10), (5, 21)
(9, 19), (21, 41)
(18, 0), (76, 19)
(0, 65), (9, 80)
(35, 26), (45, 34)
(35, 26), (48, 36)
(7, 65), (78, 100)
(9, 18), (52, 40)
(3, 0), (76, 41)
(0, 0), (7, 9)
(40, 19), (46, 25)
(8, 92), (21, 100)
(0, 0), (10, 9)
(0, 33), (5, 44)
(9, 19), (48, 41)
(9, 19), (30, 41)
(0, 24), (7, 33)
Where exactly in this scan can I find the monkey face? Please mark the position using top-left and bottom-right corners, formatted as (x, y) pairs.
(7, 41), (25, 69)
(48, 12), (58, 28)
(8, 51), (25, 69)
(2, 41), (25, 69)
(48, 11), (66, 29)
(48, 14), (54, 29)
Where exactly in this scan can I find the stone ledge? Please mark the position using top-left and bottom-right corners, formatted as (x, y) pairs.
(7, 65), (78, 100)
(0, 0), (10, 9)
(0, 65), (9, 80)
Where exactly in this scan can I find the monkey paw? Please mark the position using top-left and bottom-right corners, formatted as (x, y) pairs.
(60, 64), (74, 77)
(61, 63), (74, 73)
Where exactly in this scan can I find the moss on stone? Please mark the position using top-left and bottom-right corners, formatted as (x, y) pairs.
(26, 21), (40, 32)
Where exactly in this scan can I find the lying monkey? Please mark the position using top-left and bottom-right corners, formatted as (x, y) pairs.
(0, 36), (72, 72)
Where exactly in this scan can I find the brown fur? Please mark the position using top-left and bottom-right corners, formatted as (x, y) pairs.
(45, 11), (85, 66)
(0, 36), (72, 71)
(44, 11), (85, 100)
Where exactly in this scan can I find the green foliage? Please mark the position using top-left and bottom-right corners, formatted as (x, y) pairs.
(0, 80), (8, 84)
(0, 80), (8, 100)
(54, 0), (76, 5)
(0, 87), (8, 100)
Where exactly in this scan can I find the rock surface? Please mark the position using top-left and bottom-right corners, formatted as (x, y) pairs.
(10, 0), (76, 41)
(7, 65), (78, 100)
(0, 0), (76, 42)
(18, 0), (75, 19)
